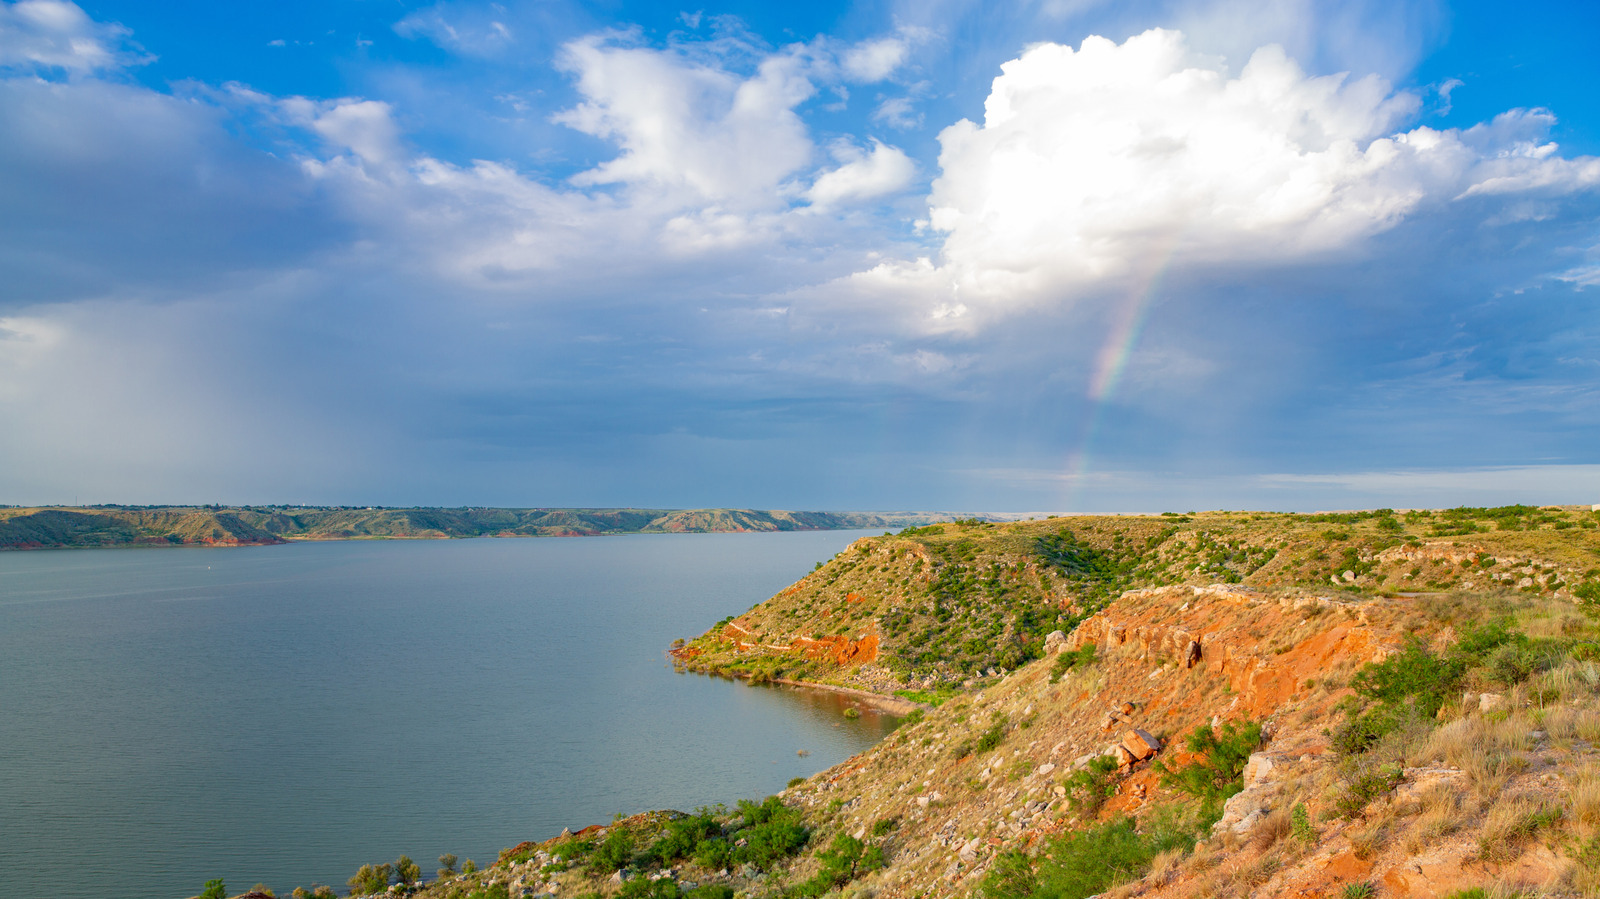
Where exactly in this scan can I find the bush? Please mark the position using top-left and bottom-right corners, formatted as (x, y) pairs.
(394, 855), (420, 885)
(686, 886), (734, 899)
(1063, 755), (1121, 815)
(589, 827), (634, 874)
(981, 817), (1193, 899)
(1332, 759), (1404, 818)
(1291, 804), (1316, 843)
(438, 854), (459, 878)
(347, 864), (392, 895)
(200, 879), (227, 899)
(646, 812), (722, 865)
(795, 834), (887, 896)
(619, 877), (682, 899)
(1050, 644), (1096, 682)
(1157, 721), (1262, 812)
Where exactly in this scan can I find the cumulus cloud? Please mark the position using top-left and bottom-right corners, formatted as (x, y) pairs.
(553, 33), (816, 206)
(840, 35), (909, 82)
(820, 28), (1600, 322)
(0, 0), (143, 73)
(807, 139), (915, 208)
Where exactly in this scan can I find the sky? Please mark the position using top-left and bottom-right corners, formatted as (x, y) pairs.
(0, 0), (1597, 513)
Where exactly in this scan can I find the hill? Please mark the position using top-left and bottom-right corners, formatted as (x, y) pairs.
(195, 504), (1600, 899)
(0, 506), (956, 550)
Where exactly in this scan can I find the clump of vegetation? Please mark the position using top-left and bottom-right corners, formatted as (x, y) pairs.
(982, 810), (1202, 899)
(793, 833), (887, 896)
(347, 863), (393, 895)
(200, 879), (227, 899)
(1156, 720), (1263, 817)
(1062, 755), (1121, 816)
(1050, 643), (1096, 682)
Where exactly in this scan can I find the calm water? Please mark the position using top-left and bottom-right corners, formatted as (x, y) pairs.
(0, 532), (896, 899)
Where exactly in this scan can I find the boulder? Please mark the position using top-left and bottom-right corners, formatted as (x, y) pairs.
(1042, 630), (1069, 654)
(1242, 753), (1274, 789)
(1121, 729), (1162, 761)
(1479, 692), (1506, 713)
(1114, 744), (1137, 768)
(958, 837), (982, 862)
(1184, 640), (1202, 668)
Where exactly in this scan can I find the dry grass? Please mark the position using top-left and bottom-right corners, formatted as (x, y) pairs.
(1349, 822), (1386, 861)
(1147, 847), (1185, 885)
(1477, 793), (1561, 863)
(1250, 807), (1293, 853)
(1548, 705), (1600, 742)
(1573, 771), (1600, 829)
(1403, 784), (1462, 854)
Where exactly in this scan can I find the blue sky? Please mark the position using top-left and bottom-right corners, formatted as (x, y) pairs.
(1, 0), (1596, 513)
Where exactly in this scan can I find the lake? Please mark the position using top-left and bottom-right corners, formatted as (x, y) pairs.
(0, 531), (897, 899)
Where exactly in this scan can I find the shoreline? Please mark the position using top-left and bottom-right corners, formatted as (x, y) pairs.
(675, 662), (926, 715)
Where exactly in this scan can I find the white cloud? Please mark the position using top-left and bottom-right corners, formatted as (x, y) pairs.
(819, 28), (1600, 323)
(841, 35), (909, 82)
(393, 4), (515, 57)
(0, 0), (143, 73)
(553, 33), (816, 207)
(807, 138), (915, 208)
(871, 96), (922, 130)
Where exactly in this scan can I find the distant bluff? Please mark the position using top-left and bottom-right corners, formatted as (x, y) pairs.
(0, 506), (956, 549)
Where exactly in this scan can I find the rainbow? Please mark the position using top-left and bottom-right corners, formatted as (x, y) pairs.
(1060, 234), (1184, 511)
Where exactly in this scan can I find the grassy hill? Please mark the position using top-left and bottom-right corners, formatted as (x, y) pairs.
(0, 506), (954, 550)
(673, 505), (1600, 693)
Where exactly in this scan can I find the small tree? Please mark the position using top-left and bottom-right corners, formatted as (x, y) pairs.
(200, 879), (226, 899)
(438, 854), (459, 878)
(461, 859), (477, 875)
(347, 863), (392, 895)
(395, 855), (421, 885)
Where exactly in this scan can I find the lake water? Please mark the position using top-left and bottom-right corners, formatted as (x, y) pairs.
(0, 532), (897, 899)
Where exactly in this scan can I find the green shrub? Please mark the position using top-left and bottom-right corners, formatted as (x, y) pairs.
(871, 816), (899, 837)
(647, 812), (722, 865)
(1063, 755), (1121, 815)
(692, 838), (734, 870)
(589, 827), (634, 874)
(394, 855), (420, 885)
(347, 863), (392, 895)
(685, 886), (734, 899)
(550, 840), (592, 861)
(619, 877), (682, 899)
(1339, 884), (1375, 899)
(438, 854), (459, 878)
(976, 721), (1007, 753)
(1050, 644), (1096, 682)
(1291, 804), (1316, 843)
(981, 817), (1193, 899)
(200, 879), (227, 899)
(795, 834), (887, 896)
(466, 884), (510, 899)
(1441, 890), (1486, 899)
(1156, 721), (1262, 812)
(1332, 759), (1404, 818)
(729, 796), (809, 869)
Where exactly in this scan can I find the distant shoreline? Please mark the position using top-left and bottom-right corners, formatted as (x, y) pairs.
(0, 505), (971, 551)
